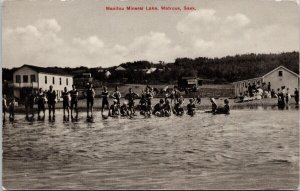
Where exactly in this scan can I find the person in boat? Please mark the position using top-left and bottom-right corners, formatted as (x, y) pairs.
(46, 85), (56, 119)
(25, 90), (36, 120)
(70, 84), (79, 119)
(109, 99), (120, 117)
(173, 99), (184, 116)
(62, 87), (70, 117)
(187, 98), (196, 116)
(210, 98), (218, 113)
(214, 99), (230, 114)
(120, 102), (130, 117)
(112, 86), (121, 106)
(3, 94), (7, 122)
(163, 99), (172, 117)
(101, 86), (110, 114)
(153, 99), (165, 116)
(37, 88), (46, 118)
(86, 83), (95, 118)
(125, 88), (139, 116)
(8, 98), (15, 120)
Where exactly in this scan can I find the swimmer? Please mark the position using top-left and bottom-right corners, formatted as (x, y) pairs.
(187, 98), (196, 116)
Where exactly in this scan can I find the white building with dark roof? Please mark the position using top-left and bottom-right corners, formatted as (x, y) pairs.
(233, 66), (299, 97)
(11, 64), (73, 101)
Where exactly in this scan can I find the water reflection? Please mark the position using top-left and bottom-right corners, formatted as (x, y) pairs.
(3, 107), (299, 190)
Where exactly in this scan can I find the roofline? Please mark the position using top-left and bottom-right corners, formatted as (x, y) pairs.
(233, 65), (299, 83)
(233, 77), (263, 84)
(16, 65), (73, 77)
(262, 65), (300, 78)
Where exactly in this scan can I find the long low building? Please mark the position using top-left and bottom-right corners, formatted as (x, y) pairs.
(11, 64), (73, 102)
(233, 66), (299, 97)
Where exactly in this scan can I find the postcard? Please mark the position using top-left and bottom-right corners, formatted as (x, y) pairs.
(2, 0), (299, 190)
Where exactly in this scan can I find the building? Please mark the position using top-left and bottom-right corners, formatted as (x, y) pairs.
(115, 66), (126, 71)
(177, 76), (203, 92)
(233, 66), (299, 97)
(11, 64), (73, 102)
(73, 72), (93, 88)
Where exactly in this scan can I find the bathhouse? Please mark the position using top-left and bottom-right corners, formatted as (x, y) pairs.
(233, 66), (299, 97)
(11, 64), (73, 102)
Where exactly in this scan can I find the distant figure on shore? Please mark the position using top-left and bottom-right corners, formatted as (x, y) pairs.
(277, 87), (286, 109)
(37, 88), (45, 119)
(173, 99), (184, 116)
(25, 90), (36, 120)
(101, 86), (109, 114)
(271, 89), (276, 98)
(109, 99), (119, 117)
(62, 87), (70, 118)
(125, 88), (139, 116)
(286, 88), (291, 105)
(46, 85), (56, 120)
(294, 88), (299, 106)
(248, 83), (253, 97)
(86, 83), (95, 118)
(187, 98), (196, 116)
(8, 98), (16, 121)
(267, 82), (271, 92)
(3, 94), (7, 122)
(112, 86), (121, 106)
(210, 98), (218, 113)
(70, 84), (79, 119)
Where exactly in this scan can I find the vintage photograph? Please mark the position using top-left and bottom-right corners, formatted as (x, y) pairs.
(2, 0), (299, 189)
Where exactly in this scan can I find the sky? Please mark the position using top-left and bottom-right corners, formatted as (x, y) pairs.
(2, 0), (299, 68)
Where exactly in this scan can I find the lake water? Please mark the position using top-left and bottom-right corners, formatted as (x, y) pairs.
(3, 107), (299, 189)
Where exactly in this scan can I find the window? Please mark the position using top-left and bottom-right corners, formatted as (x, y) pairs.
(279, 71), (283, 77)
(59, 77), (62, 85)
(66, 78), (68, 86)
(30, 75), (36, 82)
(53, 77), (55, 84)
(45, 76), (47, 84)
(16, 75), (21, 83)
(23, 75), (28, 83)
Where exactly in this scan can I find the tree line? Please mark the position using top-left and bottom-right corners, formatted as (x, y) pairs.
(3, 51), (299, 85)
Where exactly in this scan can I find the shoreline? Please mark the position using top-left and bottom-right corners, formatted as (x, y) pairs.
(7, 98), (298, 114)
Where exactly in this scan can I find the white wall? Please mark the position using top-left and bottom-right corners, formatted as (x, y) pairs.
(13, 66), (38, 84)
(264, 68), (299, 95)
(38, 73), (73, 99)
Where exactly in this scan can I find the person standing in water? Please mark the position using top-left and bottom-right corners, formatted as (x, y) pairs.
(70, 84), (79, 119)
(101, 86), (110, 114)
(25, 90), (36, 120)
(46, 85), (56, 120)
(8, 98), (16, 121)
(37, 88), (46, 119)
(86, 83), (95, 118)
(62, 87), (70, 118)
(125, 88), (139, 116)
(187, 98), (196, 116)
(2, 94), (7, 122)
(112, 86), (121, 106)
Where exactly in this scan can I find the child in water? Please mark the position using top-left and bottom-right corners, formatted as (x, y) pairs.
(120, 102), (130, 117)
(187, 98), (196, 116)
(210, 98), (217, 113)
(163, 99), (172, 117)
(173, 99), (184, 116)
(109, 99), (120, 117)
(153, 99), (165, 117)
